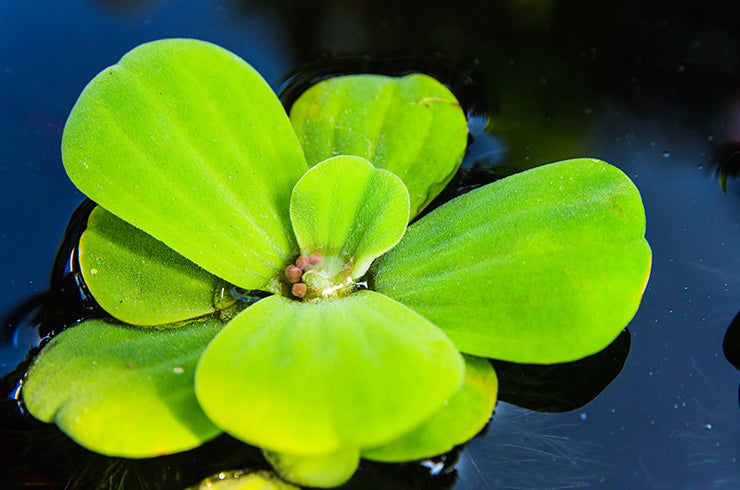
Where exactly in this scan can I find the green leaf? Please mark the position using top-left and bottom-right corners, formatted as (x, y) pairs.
(22, 318), (223, 457)
(194, 291), (464, 456)
(189, 470), (301, 490)
(290, 74), (468, 218)
(79, 206), (235, 326)
(362, 355), (497, 462)
(62, 39), (307, 290)
(290, 155), (410, 280)
(264, 447), (360, 488)
(375, 159), (652, 364)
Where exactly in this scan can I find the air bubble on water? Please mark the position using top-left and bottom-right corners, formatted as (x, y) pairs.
(663, 151), (671, 158)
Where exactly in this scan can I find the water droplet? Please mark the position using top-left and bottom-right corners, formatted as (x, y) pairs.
(580, 412), (588, 421)
(172, 367), (184, 374)
(704, 423), (713, 430)
(663, 151), (671, 158)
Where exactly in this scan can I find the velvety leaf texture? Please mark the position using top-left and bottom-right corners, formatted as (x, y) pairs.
(79, 206), (235, 325)
(264, 447), (360, 488)
(62, 39), (307, 291)
(22, 318), (224, 457)
(194, 291), (464, 456)
(290, 155), (410, 279)
(290, 73), (468, 218)
(363, 355), (497, 462)
(375, 159), (652, 364)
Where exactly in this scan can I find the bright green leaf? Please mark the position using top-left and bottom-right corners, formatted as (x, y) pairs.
(290, 74), (468, 218)
(362, 355), (497, 462)
(22, 318), (224, 457)
(195, 291), (464, 456)
(375, 159), (652, 364)
(290, 155), (409, 280)
(79, 206), (235, 326)
(264, 447), (360, 488)
(62, 38), (307, 291)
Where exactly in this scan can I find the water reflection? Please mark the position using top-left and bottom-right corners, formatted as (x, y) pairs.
(0, 394), (459, 489)
(279, 55), (491, 117)
(722, 309), (740, 407)
(493, 330), (631, 413)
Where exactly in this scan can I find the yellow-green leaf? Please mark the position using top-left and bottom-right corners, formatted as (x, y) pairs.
(62, 39), (307, 290)
(79, 206), (235, 325)
(290, 74), (467, 218)
(290, 156), (409, 280)
(375, 159), (652, 364)
(22, 318), (224, 457)
(363, 355), (497, 462)
(194, 291), (464, 456)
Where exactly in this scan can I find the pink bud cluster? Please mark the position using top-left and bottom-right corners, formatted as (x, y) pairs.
(285, 252), (323, 298)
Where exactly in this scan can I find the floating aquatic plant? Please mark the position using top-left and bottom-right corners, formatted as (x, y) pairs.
(21, 39), (651, 487)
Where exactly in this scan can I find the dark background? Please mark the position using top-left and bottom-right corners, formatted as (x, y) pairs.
(2, 1), (740, 488)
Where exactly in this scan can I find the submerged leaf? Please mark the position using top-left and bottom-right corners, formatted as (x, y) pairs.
(62, 38), (307, 291)
(22, 318), (224, 457)
(363, 355), (497, 462)
(290, 74), (468, 218)
(79, 206), (235, 326)
(195, 291), (464, 456)
(290, 155), (410, 280)
(189, 470), (301, 490)
(375, 159), (652, 364)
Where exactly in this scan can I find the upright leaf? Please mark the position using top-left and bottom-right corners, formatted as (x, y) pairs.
(375, 159), (652, 364)
(290, 74), (467, 217)
(62, 39), (307, 291)
(290, 156), (409, 280)
(79, 206), (235, 325)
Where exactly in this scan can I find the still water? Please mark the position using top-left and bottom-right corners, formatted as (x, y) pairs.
(2, 1), (739, 488)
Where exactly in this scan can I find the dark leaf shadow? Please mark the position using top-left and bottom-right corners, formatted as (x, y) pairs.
(492, 329), (631, 413)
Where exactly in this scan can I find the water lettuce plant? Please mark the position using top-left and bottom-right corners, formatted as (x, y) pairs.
(21, 39), (652, 487)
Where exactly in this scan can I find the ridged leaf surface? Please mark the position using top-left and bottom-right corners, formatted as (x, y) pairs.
(195, 291), (464, 456)
(79, 206), (234, 325)
(62, 39), (307, 290)
(375, 159), (652, 364)
(290, 74), (467, 218)
(23, 318), (223, 457)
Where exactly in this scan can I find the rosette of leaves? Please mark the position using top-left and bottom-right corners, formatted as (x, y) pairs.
(21, 39), (652, 488)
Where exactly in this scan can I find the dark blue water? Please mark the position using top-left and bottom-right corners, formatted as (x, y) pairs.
(2, 1), (740, 488)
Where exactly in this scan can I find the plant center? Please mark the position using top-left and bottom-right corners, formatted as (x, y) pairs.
(282, 251), (357, 302)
